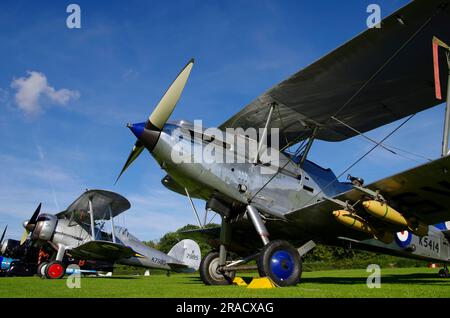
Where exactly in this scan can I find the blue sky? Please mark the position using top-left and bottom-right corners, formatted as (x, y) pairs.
(0, 0), (445, 241)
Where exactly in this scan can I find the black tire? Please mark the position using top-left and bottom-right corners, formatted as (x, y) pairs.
(199, 251), (235, 285)
(257, 240), (302, 287)
(45, 261), (66, 279)
(37, 262), (48, 278)
(439, 268), (449, 278)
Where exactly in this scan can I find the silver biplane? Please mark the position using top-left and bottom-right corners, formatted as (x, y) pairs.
(14, 189), (201, 279)
(117, 0), (450, 286)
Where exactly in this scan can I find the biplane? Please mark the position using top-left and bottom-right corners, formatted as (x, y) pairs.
(116, 0), (450, 286)
(2, 190), (201, 279)
(0, 209), (113, 277)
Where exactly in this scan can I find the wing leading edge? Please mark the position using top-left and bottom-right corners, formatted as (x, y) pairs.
(56, 189), (131, 222)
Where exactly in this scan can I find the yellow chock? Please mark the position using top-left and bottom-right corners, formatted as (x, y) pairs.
(232, 277), (248, 287)
(247, 277), (277, 289)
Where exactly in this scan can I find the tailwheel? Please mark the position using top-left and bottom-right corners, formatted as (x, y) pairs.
(45, 261), (66, 279)
(200, 251), (235, 285)
(257, 240), (302, 287)
(37, 262), (48, 278)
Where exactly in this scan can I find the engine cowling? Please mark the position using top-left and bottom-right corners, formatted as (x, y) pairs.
(31, 214), (58, 241)
(1, 239), (20, 257)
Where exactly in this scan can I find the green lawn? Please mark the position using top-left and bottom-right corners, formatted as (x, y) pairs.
(0, 267), (449, 298)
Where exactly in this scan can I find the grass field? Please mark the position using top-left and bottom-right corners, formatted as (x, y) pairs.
(0, 267), (449, 298)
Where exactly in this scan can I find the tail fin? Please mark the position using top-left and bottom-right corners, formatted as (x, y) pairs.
(168, 239), (201, 272)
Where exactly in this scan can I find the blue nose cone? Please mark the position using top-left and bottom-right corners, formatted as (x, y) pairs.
(127, 122), (146, 139)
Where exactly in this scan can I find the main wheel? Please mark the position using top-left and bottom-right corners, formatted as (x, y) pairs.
(37, 262), (48, 278)
(439, 268), (449, 278)
(45, 261), (66, 279)
(199, 251), (235, 285)
(257, 240), (302, 287)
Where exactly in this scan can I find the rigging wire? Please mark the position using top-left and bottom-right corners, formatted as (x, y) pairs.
(331, 115), (432, 163)
(303, 113), (416, 206)
(329, 15), (433, 121)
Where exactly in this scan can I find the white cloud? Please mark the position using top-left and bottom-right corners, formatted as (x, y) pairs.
(10, 71), (80, 115)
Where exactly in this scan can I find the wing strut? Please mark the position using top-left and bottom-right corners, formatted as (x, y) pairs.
(254, 103), (276, 164)
(441, 51), (450, 157)
(184, 188), (204, 229)
(108, 204), (116, 243)
(299, 126), (319, 167)
(88, 196), (96, 240)
(433, 36), (450, 157)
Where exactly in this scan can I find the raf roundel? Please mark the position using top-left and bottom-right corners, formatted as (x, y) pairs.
(395, 231), (412, 248)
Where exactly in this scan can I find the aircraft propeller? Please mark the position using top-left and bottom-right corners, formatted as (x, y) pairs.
(115, 59), (194, 183)
(0, 225), (7, 246)
(20, 203), (42, 245)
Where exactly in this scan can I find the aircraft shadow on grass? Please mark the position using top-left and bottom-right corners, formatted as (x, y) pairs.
(182, 273), (449, 286)
(301, 273), (449, 285)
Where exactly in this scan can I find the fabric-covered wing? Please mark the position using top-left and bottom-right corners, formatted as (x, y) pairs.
(56, 189), (131, 222)
(287, 155), (450, 231)
(336, 155), (450, 225)
(167, 262), (188, 270)
(220, 0), (450, 146)
(68, 241), (136, 261)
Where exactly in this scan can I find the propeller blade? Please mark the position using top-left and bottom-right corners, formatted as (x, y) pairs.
(115, 141), (144, 184)
(20, 229), (29, 245)
(148, 59), (194, 130)
(20, 203), (42, 245)
(115, 59), (194, 184)
(0, 225), (7, 245)
(26, 202), (42, 230)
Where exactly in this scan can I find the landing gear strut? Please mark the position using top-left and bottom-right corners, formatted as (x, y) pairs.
(257, 240), (302, 287)
(200, 216), (236, 285)
(200, 205), (302, 287)
(247, 205), (302, 286)
(43, 244), (67, 279)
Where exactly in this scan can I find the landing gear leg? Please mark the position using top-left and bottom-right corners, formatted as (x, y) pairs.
(199, 217), (235, 285)
(246, 205), (302, 286)
(45, 245), (66, 279)
(246, 205), (269, 245)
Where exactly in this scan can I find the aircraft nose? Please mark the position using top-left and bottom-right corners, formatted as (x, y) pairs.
(22, 220), (29, 229)
(127, 122), (161, 151)
(127, 122), (146, 139)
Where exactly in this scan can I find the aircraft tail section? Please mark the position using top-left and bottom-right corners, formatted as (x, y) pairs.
(168, 239), (201, 272)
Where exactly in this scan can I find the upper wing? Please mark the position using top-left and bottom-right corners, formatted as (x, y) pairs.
(220, 0), (450, 147)
(68, 240), (136, 261)
(56, 189), (131, 222)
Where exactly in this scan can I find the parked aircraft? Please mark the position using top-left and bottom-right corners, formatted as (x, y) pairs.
(2, 190), (201, 279)
(116, 0), (450, 286)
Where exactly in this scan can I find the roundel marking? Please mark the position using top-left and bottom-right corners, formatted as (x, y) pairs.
(395, 231), (412, 248)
